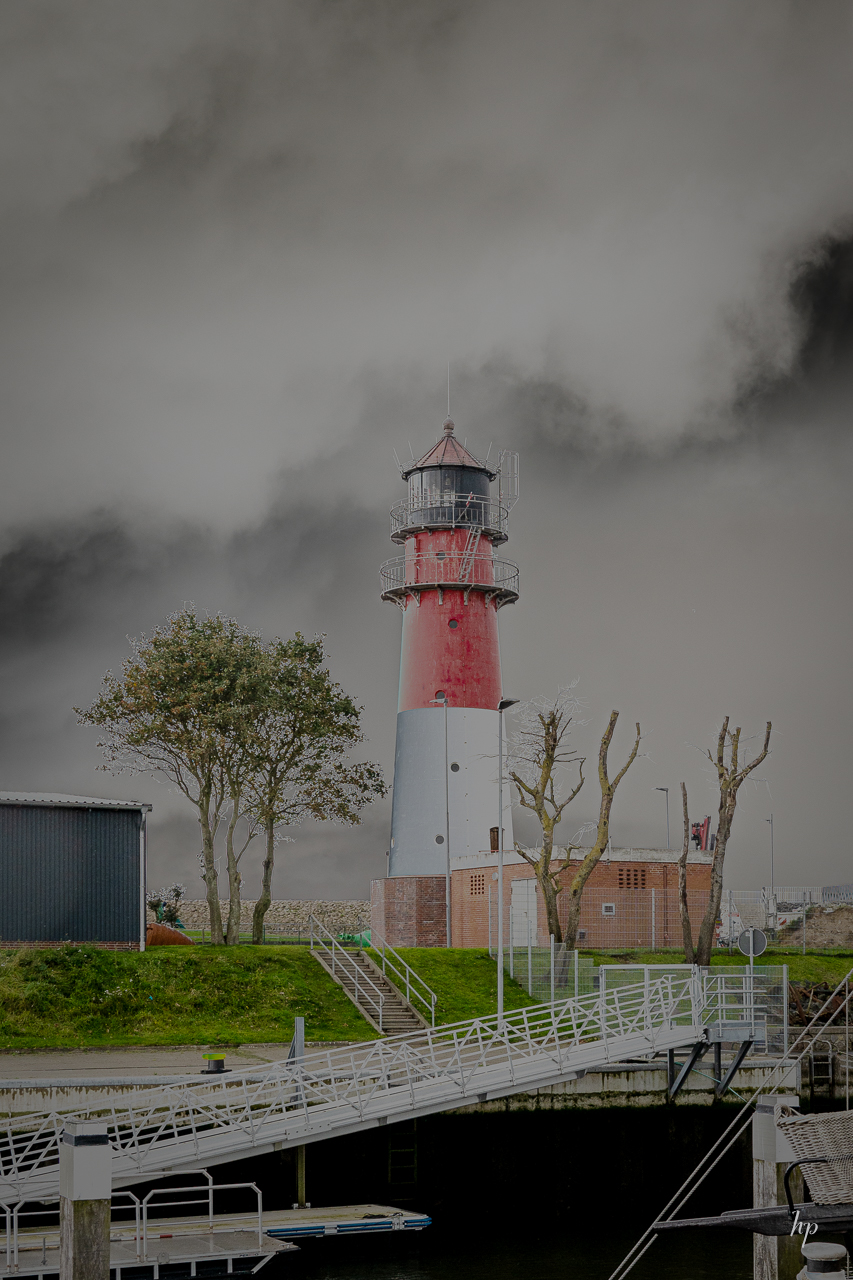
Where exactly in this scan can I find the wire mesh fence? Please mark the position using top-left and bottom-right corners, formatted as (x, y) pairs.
(488, 941), (596, 1003)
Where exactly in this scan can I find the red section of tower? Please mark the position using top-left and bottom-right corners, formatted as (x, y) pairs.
(397, 527), (502, 712)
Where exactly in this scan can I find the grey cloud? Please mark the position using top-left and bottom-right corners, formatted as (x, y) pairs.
(2, 3), (853, 898)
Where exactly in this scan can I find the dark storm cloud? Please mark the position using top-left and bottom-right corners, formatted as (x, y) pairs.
(3, 2), (853, 894)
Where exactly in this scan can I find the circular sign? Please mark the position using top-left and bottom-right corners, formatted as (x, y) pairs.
(737, 928), (768, 957)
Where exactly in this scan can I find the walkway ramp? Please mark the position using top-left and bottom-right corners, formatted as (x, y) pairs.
(0, 976), (705, 1201)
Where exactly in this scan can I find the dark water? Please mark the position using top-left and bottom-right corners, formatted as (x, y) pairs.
(140, 1107), (757, 1279)
(258, 1223), (752, 1280)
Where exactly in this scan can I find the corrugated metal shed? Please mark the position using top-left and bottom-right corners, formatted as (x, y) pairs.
(0, 794), (147, 948)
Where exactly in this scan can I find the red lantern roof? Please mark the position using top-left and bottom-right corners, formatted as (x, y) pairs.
(402, 418), (496, 480)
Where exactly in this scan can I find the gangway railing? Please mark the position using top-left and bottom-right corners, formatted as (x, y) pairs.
(0, 975), (705, 1202)
(0, 1176), (266, 1270)
(309, 916), (385, 1029)
(367, 932), (438, 1026)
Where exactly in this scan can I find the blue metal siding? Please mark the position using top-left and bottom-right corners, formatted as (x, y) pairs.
(0, 805), (141, 942)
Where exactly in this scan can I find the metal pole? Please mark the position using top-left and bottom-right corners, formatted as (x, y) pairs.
(651, 888), (656, 952)
(497, 706), (504, 1021)
(444, 696), (451, 947)
(783, 962), (789, 1056)
(527, 906), (533, 997)
(655, 787), (670, 850)
(488, 883), (492, 955)
(509, 907), (514, 978)
(803, 893), (807, 956)
(550, 934), (555, 1006)
(574, 948), (579, 1000)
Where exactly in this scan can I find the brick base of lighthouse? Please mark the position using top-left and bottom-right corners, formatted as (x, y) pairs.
(371, 875), (447, 947)
(372, 849), (714, 950)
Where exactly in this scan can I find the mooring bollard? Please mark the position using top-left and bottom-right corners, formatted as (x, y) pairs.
(797, 1240), (848, 1279)
(59, 1121), (111, 1280)
(201, 1052), (230, 1074)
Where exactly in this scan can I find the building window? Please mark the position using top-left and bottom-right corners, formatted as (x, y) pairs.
(602, 902), (616, 917)
(470, 873), (485, 896)
(617, 867), (647, 890)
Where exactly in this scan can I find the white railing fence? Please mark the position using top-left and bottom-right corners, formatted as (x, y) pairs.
(0, 976), (704, 1201)
(308, 916), (385, 1028)
(367, 932), (438, 1026)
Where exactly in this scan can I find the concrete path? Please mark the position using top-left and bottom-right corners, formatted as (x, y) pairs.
(0, 1042), (355, 1082)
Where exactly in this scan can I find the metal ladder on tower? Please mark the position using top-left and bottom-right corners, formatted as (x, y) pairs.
(457, 524), (482, 582)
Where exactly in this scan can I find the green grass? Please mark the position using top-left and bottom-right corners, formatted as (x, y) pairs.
(580, 949), (853, 985)
(392, 948), (538, 1024)
(0, 946), (378, 1050)
(1, 943), (849, 1052)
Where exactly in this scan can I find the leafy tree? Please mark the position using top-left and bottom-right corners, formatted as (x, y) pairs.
(76, 610), (261, 945)
(694, 717), (772, 965)
(242, 635), (387, 944)
(77, 611), (386, 945)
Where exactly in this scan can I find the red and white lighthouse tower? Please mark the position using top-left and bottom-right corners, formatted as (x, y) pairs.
(380, 417), (519, 902)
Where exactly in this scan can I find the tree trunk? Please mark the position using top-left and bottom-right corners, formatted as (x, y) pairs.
(252, 819), (276, 945)
(224, 800), (243, 946)
(694, 805), (732, 965)
(198, 801), (224, 945)
(678, 781), (694, 964)
(563, 713), (640, 949)
(534, 863), (563, 944)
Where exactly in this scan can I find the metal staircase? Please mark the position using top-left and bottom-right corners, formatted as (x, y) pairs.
(309, 919), (427, 1035)
(0, 975), (707, 1202)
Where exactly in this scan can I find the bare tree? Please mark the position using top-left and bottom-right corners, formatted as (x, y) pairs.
(508, 688), (585, 942)
(562, 712), (642, 950)
(677, 782), (694, 964)
(693, 717), (772, 966)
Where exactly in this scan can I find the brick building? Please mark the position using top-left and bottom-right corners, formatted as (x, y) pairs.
(372, 847), (713, 950)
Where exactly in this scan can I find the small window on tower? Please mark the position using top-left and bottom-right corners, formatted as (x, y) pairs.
(435, 835), (445, 844)
(436, 551), (446, 560)
(449, 619), (459, 629)
(450, 762), (460, 772)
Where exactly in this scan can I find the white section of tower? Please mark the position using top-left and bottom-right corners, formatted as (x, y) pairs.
(388, 706), (514, 878)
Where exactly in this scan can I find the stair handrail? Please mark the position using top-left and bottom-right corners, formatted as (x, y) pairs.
(309, 915), (385, 1029)
(367, 930), (438, 1026)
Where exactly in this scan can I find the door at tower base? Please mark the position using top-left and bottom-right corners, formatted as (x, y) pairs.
(389, 706), (514, 877)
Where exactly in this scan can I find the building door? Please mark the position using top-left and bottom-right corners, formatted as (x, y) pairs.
(510, 878), (537, 947)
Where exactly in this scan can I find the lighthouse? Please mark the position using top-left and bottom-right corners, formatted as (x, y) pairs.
(379, 417), (519, 936)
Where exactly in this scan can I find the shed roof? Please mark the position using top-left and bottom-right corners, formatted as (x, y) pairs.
(0, 792), (152, 812)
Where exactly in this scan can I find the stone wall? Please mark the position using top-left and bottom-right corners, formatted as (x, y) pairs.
(159, 900), (369, 934)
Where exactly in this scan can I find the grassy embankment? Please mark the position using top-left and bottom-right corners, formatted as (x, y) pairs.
(0, 945), (536, 1051)
(0, 944), (847, 1052)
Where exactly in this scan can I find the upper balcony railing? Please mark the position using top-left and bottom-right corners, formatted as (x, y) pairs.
(380, 552), (519, 607)
(390, 494), (510, 544)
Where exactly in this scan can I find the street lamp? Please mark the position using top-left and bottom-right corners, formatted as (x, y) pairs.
(655, 787), (670, 851)
(497, 696), (519, 1024)
(766, 814), (774, 895)
(430, 692), (452, 947)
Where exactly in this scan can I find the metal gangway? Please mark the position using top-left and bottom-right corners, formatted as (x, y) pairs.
(0, 974), (732, 1201)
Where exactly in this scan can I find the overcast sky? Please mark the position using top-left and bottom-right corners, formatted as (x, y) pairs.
(2, 0), (853, 900)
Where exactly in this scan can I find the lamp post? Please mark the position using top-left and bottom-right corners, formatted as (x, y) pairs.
(497, 697), (519, 1023)
(766, 813), (774, 895)
(655, 786), (670, 851)
(430, 692), (452, 947)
